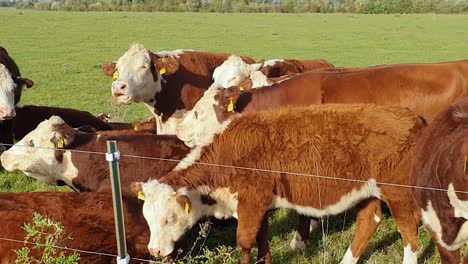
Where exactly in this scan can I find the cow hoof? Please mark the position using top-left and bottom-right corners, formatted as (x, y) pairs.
(289, 232), (306, 251)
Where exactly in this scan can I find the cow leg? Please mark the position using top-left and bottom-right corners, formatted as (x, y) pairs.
(340, 198), (382, 264)
(425, 227), (461, 264)
(386, 198), (420, 264)
(256, 214), (272, 264)
(289, 215), (319, 251)
(237, 201), (270, 264)
(434, 240), (461, 264)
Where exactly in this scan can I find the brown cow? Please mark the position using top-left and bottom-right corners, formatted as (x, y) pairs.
(177, 59), (468, 148)
(13, 105), (112, 141)
(259, 58), (335, 77)
(0, 46), (34, 149)
(412, 98), (468, 264)
(0, 116), (189, 196)
(133, 104), (424, 264)
(102, 44), (255, 120)
(0, 192), (151, 264)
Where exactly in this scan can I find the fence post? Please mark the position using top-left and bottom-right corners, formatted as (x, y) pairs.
(106, 140), (130, 264)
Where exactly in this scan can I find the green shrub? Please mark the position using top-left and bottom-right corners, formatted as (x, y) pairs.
(14, 213), (80, 264)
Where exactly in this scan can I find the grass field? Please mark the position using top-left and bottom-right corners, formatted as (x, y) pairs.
(1, 9), (468, 263)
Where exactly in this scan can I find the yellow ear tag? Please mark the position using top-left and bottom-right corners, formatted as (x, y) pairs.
(464, 156), (467, 173)
(184, 203), (190, 214)
(159, 68), (166, 75)
(227, 99), (235, 113)
(239, 86), (245, 91)
(112, 70), (119, 80)
(56, 138), (65, 149)
(133, 125), (139, 131)
(137, 191), (145, 201)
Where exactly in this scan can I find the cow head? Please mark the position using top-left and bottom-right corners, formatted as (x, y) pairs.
(0, 116), (78, 188)
(103, 44), (179, 107)
(0, 63), (18, 120)
(132, 180), (198, 258)
(212, 55), (263, 88)
(176, 86), (233, 148)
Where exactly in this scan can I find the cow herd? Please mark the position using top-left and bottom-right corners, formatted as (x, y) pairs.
(0, 43), (467, 263)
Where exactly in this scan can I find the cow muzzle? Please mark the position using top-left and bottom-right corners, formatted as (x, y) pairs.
(0, 107), (16, 120)
(149, 247), (172, 259)
(112, 81), (133, 103)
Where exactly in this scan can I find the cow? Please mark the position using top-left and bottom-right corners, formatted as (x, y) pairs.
(212, 54), (334, 89)
(0, 46), (34, 149)
(0, 192), (151, 263)
(102, 44), (255, 120)
(412, 98), (468, 264)
(133, 104), (424, 264)
(12, 105), (112, 141)
(0, 116), (264, 258)
(0, 116), (190, 196)
(177, 59), (468, 149)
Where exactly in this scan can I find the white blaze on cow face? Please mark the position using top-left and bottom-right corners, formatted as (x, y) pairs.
(176, 85), (231, 148)
(0, 63), (17, 120)
(112, 43), (162, 106)
(212, 55), (263, 88)
(0, 116), (78, 187)
(140, 181), (197, 258)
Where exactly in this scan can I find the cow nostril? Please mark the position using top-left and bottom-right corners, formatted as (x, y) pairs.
(120, 84), (127, 90)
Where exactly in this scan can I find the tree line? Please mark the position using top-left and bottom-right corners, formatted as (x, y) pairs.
(3, 0), (468, 13)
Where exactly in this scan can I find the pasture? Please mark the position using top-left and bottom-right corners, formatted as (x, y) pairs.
(1, 9), (468, 263)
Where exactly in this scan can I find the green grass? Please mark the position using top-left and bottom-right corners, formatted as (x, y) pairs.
(1, 9), (468, 263)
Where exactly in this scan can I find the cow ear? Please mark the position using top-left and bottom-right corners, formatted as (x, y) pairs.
(102, 62), (117, 77)
(23, 78), (34, 88)
(220, 87), (242, 113)
(153, 57), (179, 76)
(131, 182), (145, 200)
(176, 195), (191, 215)
(250, 62), (263, 72)
(50, 131), (74, 149)
(237, 78), (253, 91)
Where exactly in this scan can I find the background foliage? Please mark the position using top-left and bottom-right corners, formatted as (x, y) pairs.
(2, 0), (467, 13)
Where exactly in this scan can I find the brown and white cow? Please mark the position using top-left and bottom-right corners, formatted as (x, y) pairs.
(0, 116), (190, 196)
(0, 47), (34, 149)
(412, 98), (468, 264)
(212, 54), (333, 89)
(177, 59), (468, 149)
(0, 192), (151, 263)
(102, 44), (255, 119)
(134, 104), (424, 264)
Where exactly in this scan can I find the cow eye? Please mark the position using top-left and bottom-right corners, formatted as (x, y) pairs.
(27, 140), (34, 147)
(139, 65), (147, 71)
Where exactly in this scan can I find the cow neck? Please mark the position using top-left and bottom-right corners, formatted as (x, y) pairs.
(57, 133), (100, 189)
(56, 150), (79, 191)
